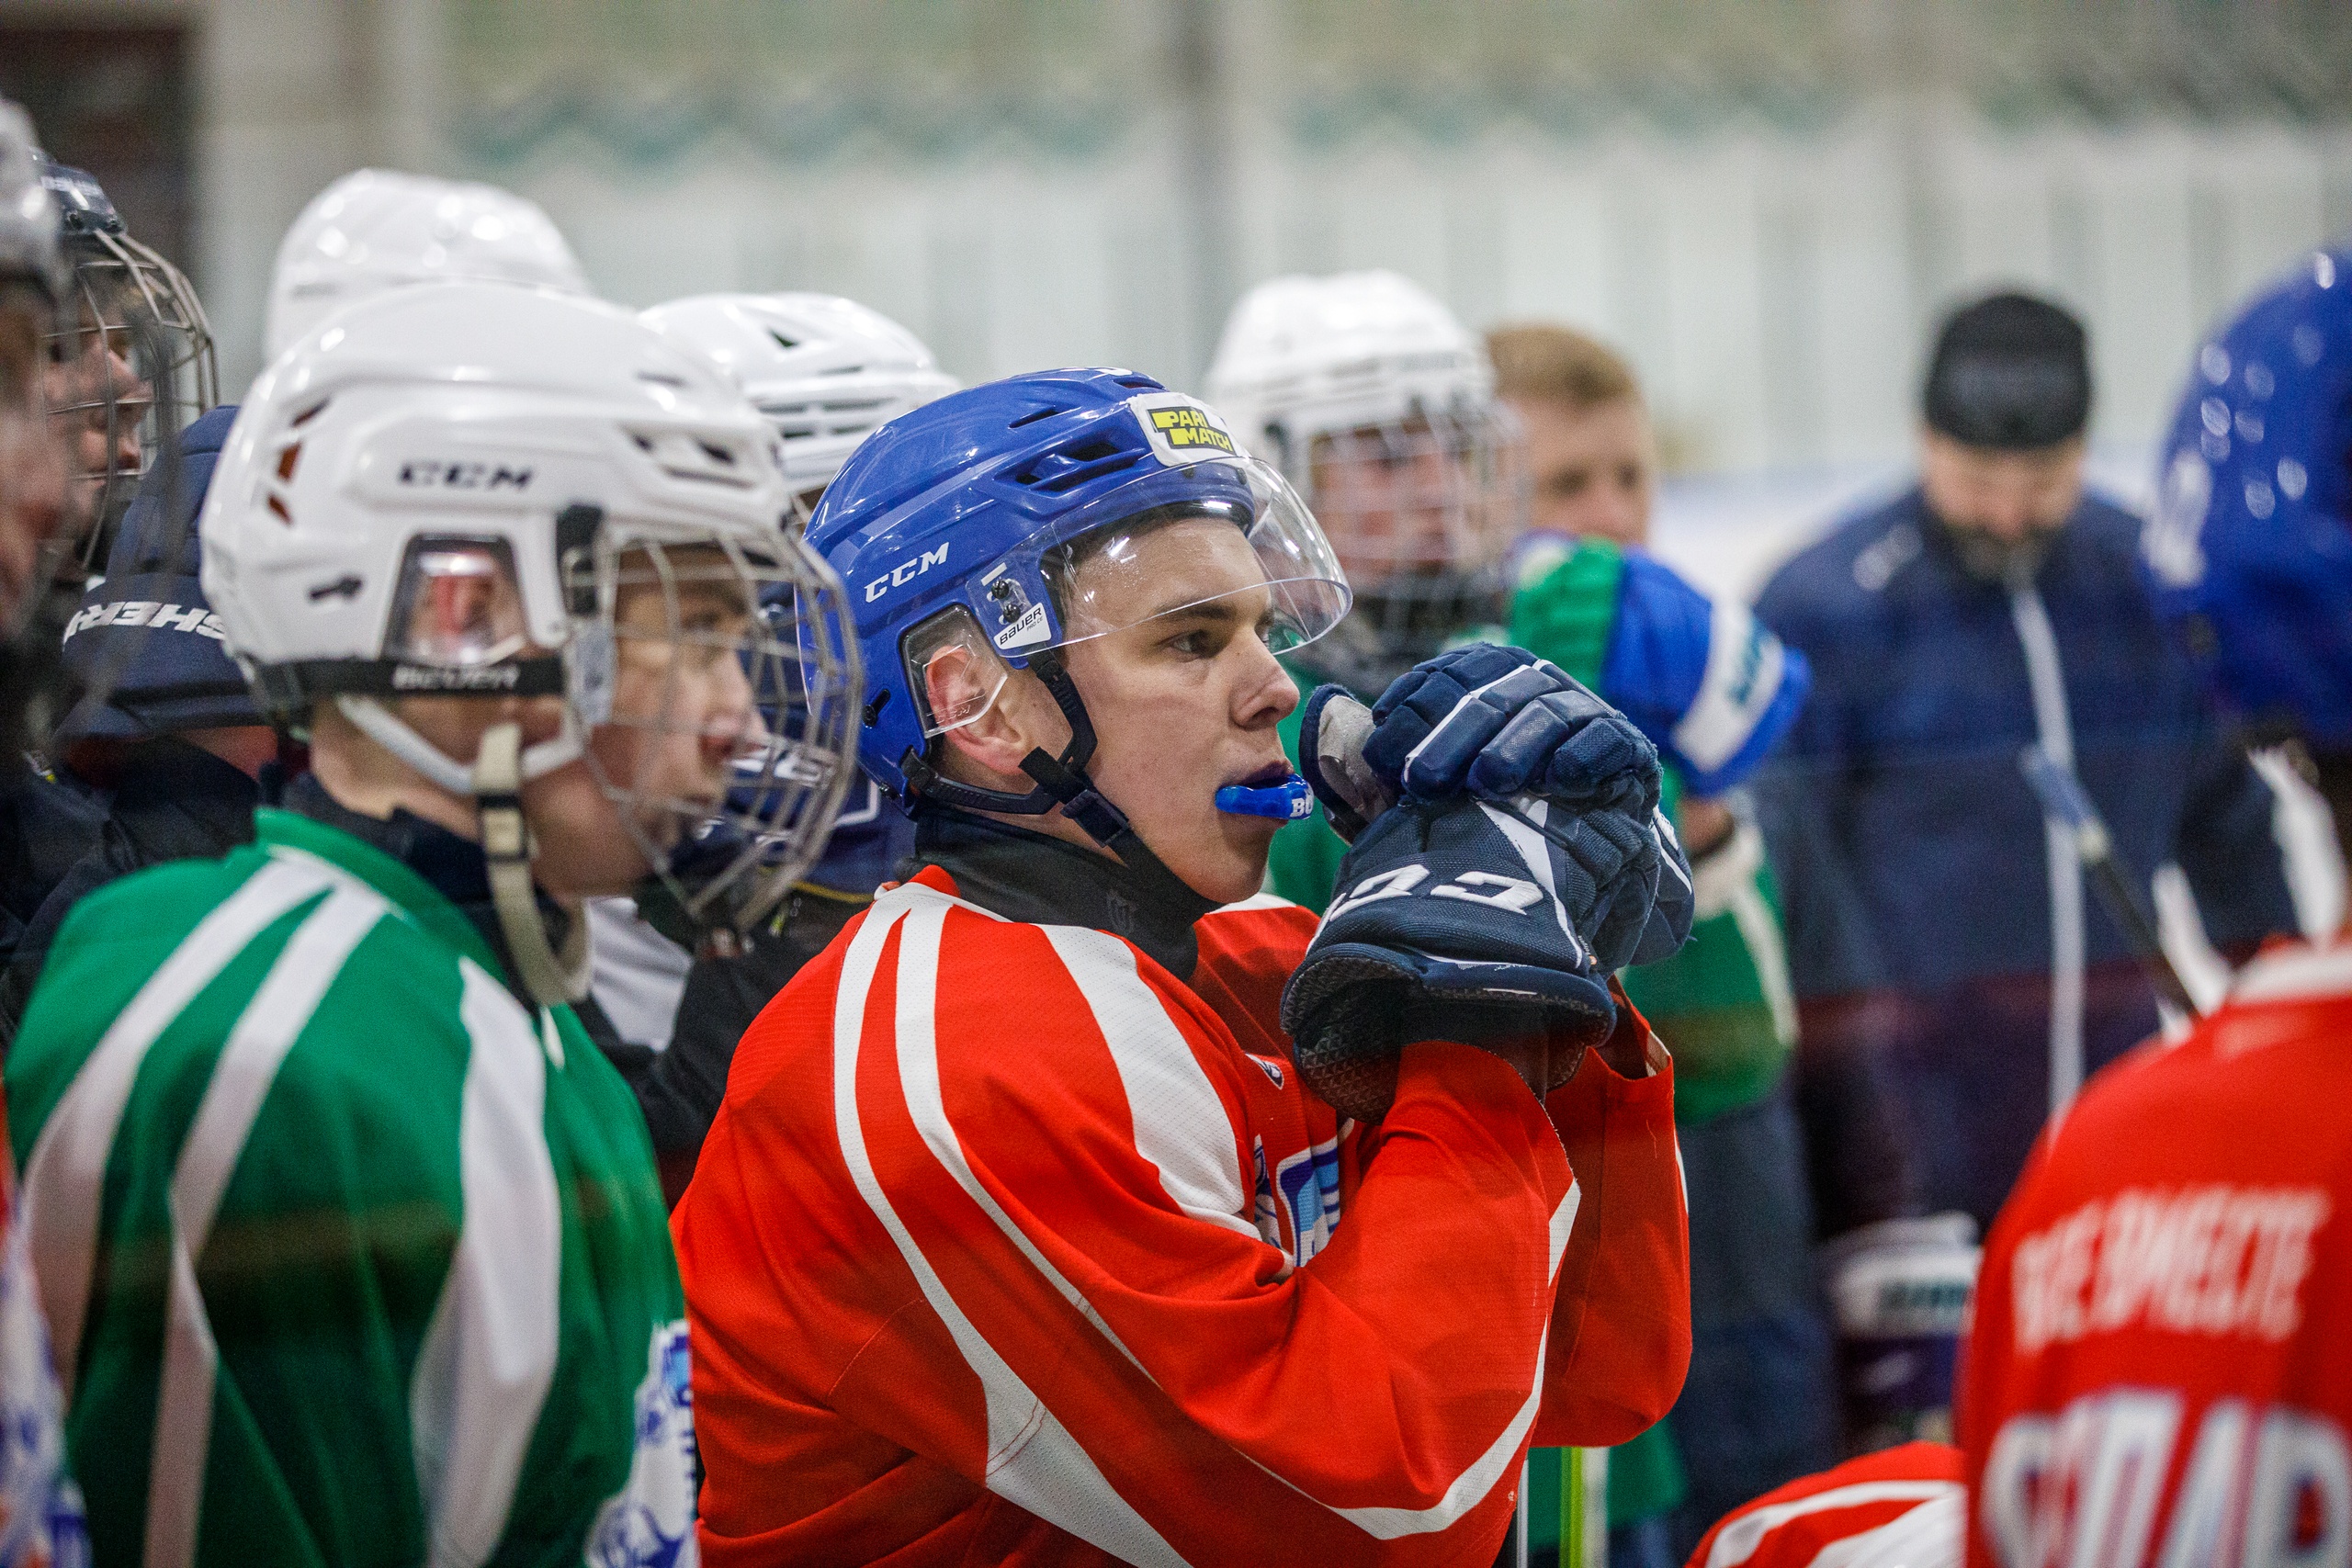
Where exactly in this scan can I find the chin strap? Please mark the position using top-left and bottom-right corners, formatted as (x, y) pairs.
(472, 720), (592, 1008)
(900, 651), (1216, 910)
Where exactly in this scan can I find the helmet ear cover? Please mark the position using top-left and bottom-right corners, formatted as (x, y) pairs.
(899, 647), (1126, 842)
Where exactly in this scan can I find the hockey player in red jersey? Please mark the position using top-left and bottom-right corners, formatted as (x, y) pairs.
(1684, 1443), (1962, 1568)
(674, 368), (1696, 1565)
(1955, 252), (2352, 1565)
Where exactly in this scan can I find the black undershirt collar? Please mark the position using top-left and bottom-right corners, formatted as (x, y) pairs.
(911, 807), (1217, 980)
(284, 773), (573, 1008)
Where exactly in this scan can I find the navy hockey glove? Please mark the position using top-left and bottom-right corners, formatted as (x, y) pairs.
(1305, 644), (1695, 968)
(1280, 784), (1677, 1120)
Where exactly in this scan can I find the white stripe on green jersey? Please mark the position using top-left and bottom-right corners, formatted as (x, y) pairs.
(6, 807), (694, 1568)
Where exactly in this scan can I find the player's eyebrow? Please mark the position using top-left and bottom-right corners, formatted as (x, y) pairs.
(1142, 594), (1242, 627)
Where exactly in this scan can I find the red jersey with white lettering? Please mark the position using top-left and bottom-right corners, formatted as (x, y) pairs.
(674, 868), (1691, 1567)
(1959, 940), (2352, 1568)
(1683, 1442), (1962, 1568)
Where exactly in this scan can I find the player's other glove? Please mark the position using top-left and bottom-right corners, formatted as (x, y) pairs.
(1598, 552), (1811, 798)
(1300, 642), (1694, 967)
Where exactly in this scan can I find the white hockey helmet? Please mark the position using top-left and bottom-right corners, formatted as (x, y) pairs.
(1206, 269), (1497, 455)
(203, 281), (860, 997)
(1204, 269), (1527, 692)
(266, 169), (589, 362)
(640, 291), (956, 513)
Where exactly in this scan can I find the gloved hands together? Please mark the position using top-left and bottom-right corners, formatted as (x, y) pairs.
(1297, 643), (1694, 973)
(1283, 644), (1697, 1119)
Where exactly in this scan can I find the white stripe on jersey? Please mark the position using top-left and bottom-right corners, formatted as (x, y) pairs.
(1039, 924), (1261, 1246)
(1213, 891), (1296, 914)
(1672, 596), (1785, 774)
(1702, 1480), (1963, 1568)
(410, 962), (563, 1568)
(1809, 1492), (1962, 1568)
(833, 889), (1189, 1567)
(1332, 1180), (1579, 1541)
(892, 900), (1135, 1356)
(147, 883), (388, 1568)
(21, 853), (336, 1399)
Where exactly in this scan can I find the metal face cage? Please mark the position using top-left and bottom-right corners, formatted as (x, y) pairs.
(44, 222), (218, 575)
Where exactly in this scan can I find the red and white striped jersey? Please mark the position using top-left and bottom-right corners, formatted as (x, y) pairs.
(1684, 1442), (1962, 1568)
(674, 866), (1691, 1566)
(1960, 938), (2352, 1568)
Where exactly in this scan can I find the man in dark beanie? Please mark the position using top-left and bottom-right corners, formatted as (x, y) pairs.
(1750, 290), (2296, 1450)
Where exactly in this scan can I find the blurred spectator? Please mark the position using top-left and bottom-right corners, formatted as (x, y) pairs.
(1494, 322), (1839, 1561)
(1488, 323), (1655, 551)
(1751, 290), (2297, 1443)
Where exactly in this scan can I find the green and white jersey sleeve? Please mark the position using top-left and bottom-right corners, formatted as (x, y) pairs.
(6, 807), (693, 1568)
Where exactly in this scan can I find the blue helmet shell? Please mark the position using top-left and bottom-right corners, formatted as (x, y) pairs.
(2146, 247), (2352, 747)
(804, 367), (1270, 799)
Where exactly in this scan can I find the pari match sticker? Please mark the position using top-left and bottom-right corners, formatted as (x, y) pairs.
(1130, 392), (1240, 467)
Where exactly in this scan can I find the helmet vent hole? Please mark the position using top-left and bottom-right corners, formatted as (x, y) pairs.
(289, 399), (330, 428)
(276, 444), (300, 481)
(1007, 404), (1067, 430)
(696, 441), (737, 466)
(266, 494), (293, 525)
(1114, 377), (1155, 389)
(769, 331), (799, 351)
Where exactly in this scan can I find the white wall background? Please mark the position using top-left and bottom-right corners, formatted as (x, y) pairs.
(181, 0), (2352, 533)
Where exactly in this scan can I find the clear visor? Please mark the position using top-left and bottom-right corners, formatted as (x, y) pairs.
(905, 453), (1351, 740)
(1303, 402), (1527, 592)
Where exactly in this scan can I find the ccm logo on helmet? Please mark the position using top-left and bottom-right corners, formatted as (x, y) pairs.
(864, 544), (949, 603)
(390, 663), (521, 692)
(397, 459), (535, 492)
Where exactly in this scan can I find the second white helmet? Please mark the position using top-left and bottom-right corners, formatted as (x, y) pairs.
(1204, 269), (1498, 465)
(266, 169), (589, 362)
(641, 292), (956, 510)
(1204, 270), (1528, 693)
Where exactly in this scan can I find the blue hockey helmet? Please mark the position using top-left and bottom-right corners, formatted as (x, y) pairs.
(2145, 247), (2352, 748)
(804, 367), (1350, 831)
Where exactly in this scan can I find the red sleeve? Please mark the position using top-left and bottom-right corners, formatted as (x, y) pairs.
(1684, 1443), (1963, 1568)
(816, 895), (1583, 1563)
(1532, 995), (1692, 1448)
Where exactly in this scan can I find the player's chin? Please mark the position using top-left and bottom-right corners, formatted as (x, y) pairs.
(1193, 820), (1277, 905)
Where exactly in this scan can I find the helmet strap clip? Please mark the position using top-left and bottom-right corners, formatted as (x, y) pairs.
(472, 719), (591, 1008)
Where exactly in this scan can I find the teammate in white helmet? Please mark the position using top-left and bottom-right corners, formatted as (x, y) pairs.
(5, 281), (859, 1565)
(611, 290), (952, 1198)
(264, 167), (588, 364)
(1207, 268), (1526, 700)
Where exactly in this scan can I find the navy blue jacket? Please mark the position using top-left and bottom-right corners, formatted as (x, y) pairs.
(1753, 486), (2295, 1235)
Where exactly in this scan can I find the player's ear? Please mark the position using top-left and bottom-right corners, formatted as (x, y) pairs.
(926, 643), (1046, 784)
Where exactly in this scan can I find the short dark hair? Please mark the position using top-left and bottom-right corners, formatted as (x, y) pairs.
(1923, 291), (2091, 450)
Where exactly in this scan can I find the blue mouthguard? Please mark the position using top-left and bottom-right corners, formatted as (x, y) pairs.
(1215, 773), (1314, 821)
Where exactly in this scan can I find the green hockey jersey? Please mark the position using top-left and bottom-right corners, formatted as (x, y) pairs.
(6, 807), (694, 1568)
